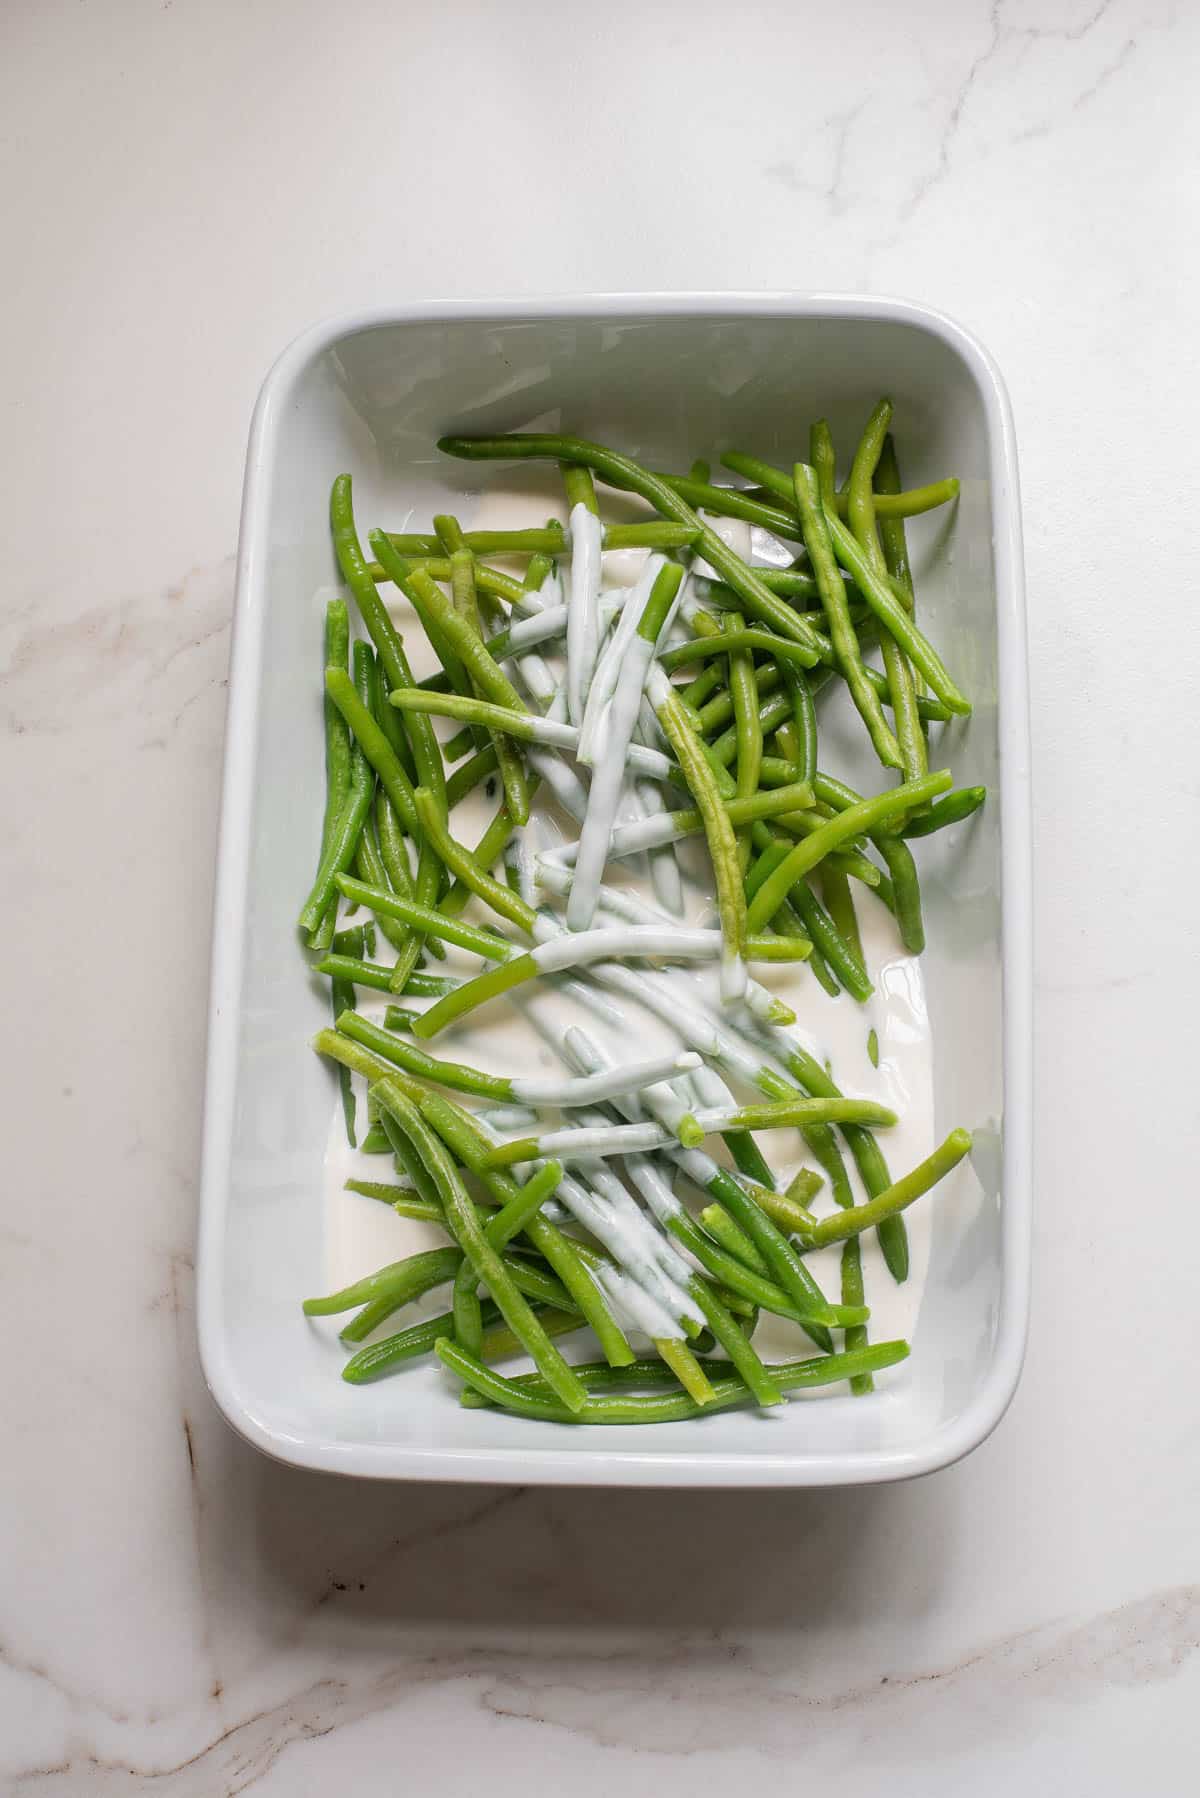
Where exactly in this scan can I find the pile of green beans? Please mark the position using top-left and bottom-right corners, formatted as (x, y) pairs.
(296, 403), (984, 1426)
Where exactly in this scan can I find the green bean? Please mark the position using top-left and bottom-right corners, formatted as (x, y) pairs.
(821, 865), (864, 971)
(312, 954), (401, 992)
(376, 551), (531, 613)
(303, 1245), (461, 1317)
(779, 661), (817, 788)
(657, 474), (801, 536)
(398, 557), (529, 716)
(522, 548), (554, 595)
(413, 786), (536, 932)
(704, 1165), (850, 1325)
(900, 785), (986, 838)
(677, 659), (727, 717)
(325, 666), (423, 844)
(343, 1307), (461, 1378)
(695, 1207), (811, 1349)
(686, 1097), (897, 1141)
(391, 688), (577, 756)
(802, 1130), (973, 1251)
(389, 522), (696, 560)
(771, 1038), (906, 1282)
(811, 420), (838, 511)
(751, 1182), (820, 1236)
(355, 648), (431, 943)
(647, 1337), (716, 1406)
(561, 461), (599, 515)
(724, 1129), (777, 1191)
(334, 874), (517, 960)
(405, 971), (464, 999)
(307, 599), (353, 949)
(338, 1289), (416, 1343)
(297, 666), (375, 941)
(684, 1277), (783, 1407)
(342, 1301), (583, 1384)
(745, 833), (791, 904)
(660, 1202), (852, 1327)
(437, 1339), (909, 1423)
(382, 1005), (416, 1031)
(379, 1107), (444, 1208)
(872, 830), (925, 954)
(328, 924), (360, 1145)
(700, 1203), (761, 1268)
(443, 749), (499, 818)
(312, 1025), (407, 1090)
(824, 508), (971, 715)
(443, 724), (475, 762)
(755, 1063), (853, 1212)
(329, 474), (446, 812)
(436, 432), (827, 655)
(752, 830), (874, 1014)
(701, 571), (824, 605)
(451, 1158), (565, 1354)
(705, 660), (950, 740)
(875, 433), (917, 608)
(706, 683), (788, 757)
(344, 1179), (444, 1223)
(665, 624), (821, 674)
(442, 778), (542, 918)
(810, 767), (939, 941)
(725, 610), (762, 876)
(793, 460), (902, 768)
(440, 530), (531, 824)
(746, 770), (951, 932)
(841, 1238), (873, 1394)
(872, 447), (926, 763)
(867, 1027), (880, 1067)
(396, 525), (568, 557)
(372, 1081), (587, 1412)
(335, 1010), (511, 1100)
(370, 786), (413, 897)
(765, 855), (872, 1002)
(804, 933), (840, 997)
(787, 1167), (824, 1207)
(473, 1306), (586, 1364)
(368, 537), (478, 698)
(420, 1092), (635, 1367)
(353, 816), (412, 958)
(357, 1124), (392, 1153)
(721, 449), (959, 520)
(650, 675), (746, 998)
(377, 790), (443, 983)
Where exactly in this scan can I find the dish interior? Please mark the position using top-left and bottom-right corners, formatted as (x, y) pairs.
(207, 307), (1015, 1481)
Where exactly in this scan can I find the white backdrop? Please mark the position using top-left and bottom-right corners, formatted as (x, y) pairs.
(2, 1), (1197, 1791)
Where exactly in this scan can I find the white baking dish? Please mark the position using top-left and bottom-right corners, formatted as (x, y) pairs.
(197, 295), (1031, 1486)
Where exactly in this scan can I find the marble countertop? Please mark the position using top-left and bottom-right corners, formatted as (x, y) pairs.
(3, 1), (1197, 1790)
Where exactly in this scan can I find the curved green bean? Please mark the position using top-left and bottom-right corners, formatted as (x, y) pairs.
(334, 874), (517, 960)
(437, 1339), (910, 1423)
(746, 771), (951, 932)
(900, 785), (986, 838)
(435, 432), (827, 655)
(721, 449), (959, 520)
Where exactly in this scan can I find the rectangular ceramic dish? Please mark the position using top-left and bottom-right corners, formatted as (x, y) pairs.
(197, 295), (1031, 1485)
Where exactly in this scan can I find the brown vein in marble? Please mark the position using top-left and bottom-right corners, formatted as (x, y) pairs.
(8, 1584), (1197, 1792)
(0, 557), (234, 739)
